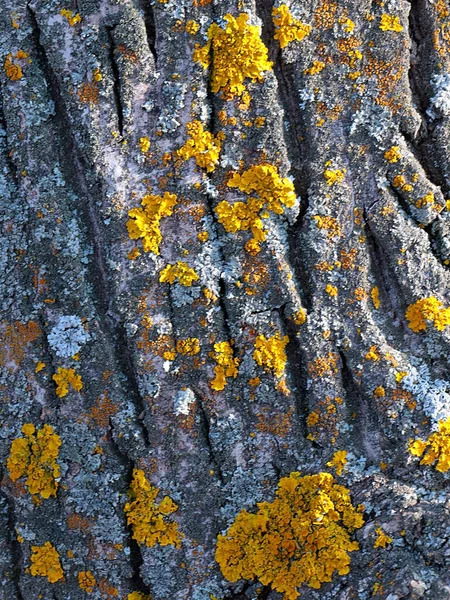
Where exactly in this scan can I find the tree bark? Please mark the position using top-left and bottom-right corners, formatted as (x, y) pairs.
(1, 0), (450, 599)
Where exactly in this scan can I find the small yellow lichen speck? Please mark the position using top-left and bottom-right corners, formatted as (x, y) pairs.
(405, 297), (450, 332)
(384, 146), (402, 163)
(60, 9), (82, 26)
(272, 5), (312, 49)
(176, 121), (224, 172)
(324, 168), (346, 186)
(29, 542), (64, 583)
(379, 14), (403, 32)
(176, 338), (200, 356)
(373, 386), (386, 397)
(293, 308), (307, 325)
(124, 469), (182, 548)
(215, 164), (296, 254)
(373, 527), (393, 549)
(159, 262), (199, 286)
(325, 284), (338, 297)
(210, 341), (240, 391)
(7, 423), (61, 499)
(193, 13), (272, 98)
(215, 472), (364, 599)
(327, 450), (347, 475)
(78, 570), (96, 593)
(127, 192), (177, 255)
(408, 418), (450, 472)
(253, 332), (289, 379)
(138, 137), (150, 153)
(52, 367), (83, 398)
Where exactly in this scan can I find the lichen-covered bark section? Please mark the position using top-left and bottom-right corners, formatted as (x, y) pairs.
(2, 0), (450, 599)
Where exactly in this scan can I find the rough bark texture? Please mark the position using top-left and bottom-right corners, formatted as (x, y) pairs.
(2, 0), (450, 599)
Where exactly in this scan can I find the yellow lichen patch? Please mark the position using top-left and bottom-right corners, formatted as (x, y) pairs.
(415, 192), (434, 209)
(293, 308), (307, 326)
(78, 570), (96, 593)
(325, 284), (338, 297)
(53, 367), (83, 398)
(7, 423), (61, 499)
(373, 386), (386, 397)
(176, 121), (224, 172)
(60, 9), (82, 26)
(365, 345), (381, 361)
(327, 450), (347, 476)
(176, 338), (200, 356)
(373, 527), (392, 549)
(29, 542), (64, 583)
(379, 14), (403, 32)
(127, 192), (177, 255)
(304, 61), (326, 76)
(186, 19), (200, 35)
(138, 137), (150, 153)
(272, 5), (312, 49)
(253, 333), (289, 379)
(313, 215), (341, 239)
(35, 361), (46, 373)
(210, 341), (240, 391)
(4, 52), (24, 80)
(159, 262), (199, 286)
(408, 418), (450, 472)
(215, 164), (296, 254)
(384, 146), (402, 163)
(128, 593), (152, 600)
(124, 469), (182, 548)
(215, 472), (364, 599)
(193, 13), (272, 98)
(339, 17), (355, 33)
(371, 286), (380, 309)
(405, 297), (450, 332)
(324, 168), (346, 186)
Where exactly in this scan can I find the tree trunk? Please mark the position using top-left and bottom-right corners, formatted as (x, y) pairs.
(2, 0), (450, 598)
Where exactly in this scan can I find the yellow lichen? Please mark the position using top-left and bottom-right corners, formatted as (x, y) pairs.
(408, 418), (450, 472)
(210, 341), (240, 391)
(304, 61), (326, 76)
(60, 9), (82, 26)
(138, 137), (151, 153)
(193, 13), (272, 98)
(128, 593), (152, 600)
(7, 423), (61, 499)
(215, 472), (364, 599)
(379, 14), (403, 32)
(373, 386), (386, 397)
(371, 286), (380, 309)
(186, 20), (200, 35)
(159, 262), (199, 286)
(127, 192), (177, 255)
(272, 5), (312, 49)
(327, 450), (347, 476)
(324, 168), (346, 186)
(176, 121), (224, 172)
(405, 297), (450, 332)
(313, 215), (341, 239)
(384, 146), (402, 163)
(52, 367), (83, 398)
(124, 469), (182, 548)
(215, 164), (296, 254)
(293, 308), (307, 326)
(415, 192), (434, 209)
(176, 338), (200, 356)
(29, 542), (64, 583)
(35, 361), (46, 373)
(373, 527), (393, 549)
(4, 52), (23, 80)
(78, 570), (96, 593)
(253, 332), (289, 379)
(325, 284), (338, 297)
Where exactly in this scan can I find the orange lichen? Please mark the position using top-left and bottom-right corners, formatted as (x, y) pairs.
(124, 469), (182, 548)
(127, 192), (177, 255)
(7, 424), (61, 499)
(193, 13), (272, 98)
(159, 262), (199, 286)
(78, 570), (96, 593)
(405, 297), (450, 332)
(215, 164), (296, 254)
(78, 81), (100, 105)
(0, 320), (41, 369)
(256, 406), (294, 437)
(327, 450), (347, 475)
(60, 9), (81, 26)
(384, 146), (401, 163)
(379, 14), (403, 33)
(373, 527), (392, 549)
(4, 52), (27, 80)
(29, 542), (64, 583)
(210, 341), (240, 391)
(176, 121), (224, 172)
(272, 5), (312, 49)
(313, 215), (341, 239)
(253, 333), (289, 379)
(215, 472), (363, 599)
(176, 338), (201, 356)
(88, 395), (119, 429)
(408, 418), (450, 472)
(53, 367), (83, 398)
(308, 353), (339, 378)
(314, 1), (338, 29)
(373, 386), (386, 397)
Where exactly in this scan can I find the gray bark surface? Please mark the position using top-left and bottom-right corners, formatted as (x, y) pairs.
(1, 0), (450, 598)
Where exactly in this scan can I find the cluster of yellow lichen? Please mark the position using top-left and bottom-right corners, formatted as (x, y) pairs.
(210, 341), (240, 391)
(127, 192), (177, 255)
(408, 418), (450, 472)
(53, 367), (83, 398)
(7, 424), (61, 499)
(327, 450), (347, 476)
(384, 146), (402, 163)
(253, 332), (289, 378)
(60, 8), (82, 26)
(124, 469), (182, 548)
(379, 14), (403, 33)
(128, 593), (152, 600)
(215, 472), (364, 599)
(177, 121), (225, 172)
(272, 5), (312, 49)
(373, 527), (392, 549)
(78, 570), (96, 593)
(4, 50), (28, 81)
(405, 297), (450, 332)
(215, 164), (296, 254)
(176, 337), (201, 356)
(29, 542), (64, 583)
(324, 167), (346, 186)
(159, 262), (199, 286)
(193, 13), (272, 97)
